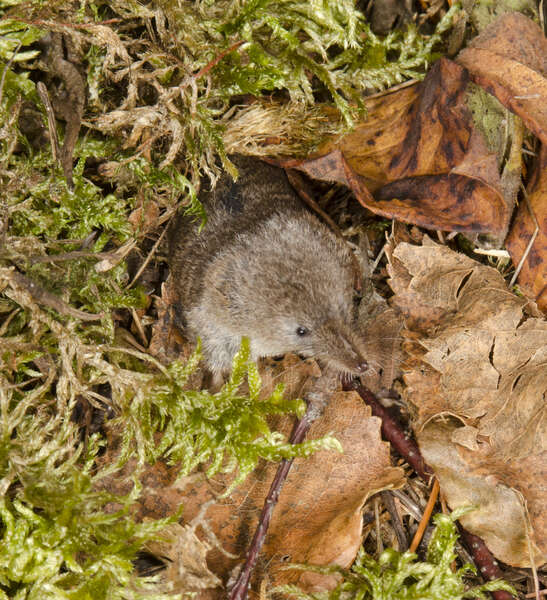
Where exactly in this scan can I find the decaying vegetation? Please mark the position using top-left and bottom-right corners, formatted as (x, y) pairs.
(0, 0), (540, 598)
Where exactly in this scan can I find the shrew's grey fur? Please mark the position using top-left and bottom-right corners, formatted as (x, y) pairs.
(168, 155), (369, 377)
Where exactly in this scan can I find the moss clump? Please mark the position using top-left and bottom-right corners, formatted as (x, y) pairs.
(119, 338), (341, 493)
(0, 308), (336, 597)
(279, 509), (516, 600)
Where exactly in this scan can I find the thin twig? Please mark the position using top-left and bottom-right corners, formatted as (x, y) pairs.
(381, 490), (408, 552)
(409, 478), (439, 553)
(473, 248), (511, 259)
(36, 81), (61, 164)
(364, 78), (418, 100)
(192, 40), (244, 82)
(522, 494), (541, 600)
(286, 169), (342, 235)
(95, 239), (136, 273)
(29, 250), (117, 263)
(7, 270), (104, 321)
(374, 496), (383, 555)
(0, 308), (21, 336)
(345, 380), (515, 600)
(228, 397), (321, 600)
(344, 379), (432, 481)
(371, 246), (385, 274)
(131, 308), (148, 347)
(393, 491), (475, 567)
(391, 489), (423, 521)
(180, 39), (244, 93)
(509, 185), (539, 288)
(116, 328), (148, 353)
(4, 376), (44, 390)
(457, 528), (515, 599)
(127, 227), (168, 288)
(102, 345), (171, 377)
(527, 532), (541, 600)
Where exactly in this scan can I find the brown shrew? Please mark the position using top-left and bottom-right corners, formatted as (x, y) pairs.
(168, 155), (370, 379)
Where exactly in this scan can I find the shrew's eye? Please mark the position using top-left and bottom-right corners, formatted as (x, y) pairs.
(296, 326), (309, 336)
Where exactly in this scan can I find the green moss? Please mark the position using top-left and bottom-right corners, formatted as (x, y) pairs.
(0, 18), (43, 102)
(0, 444), (178, 600)
(467, 0), (538, 32)
(279, 509), (516, 600)
(0, 300), (335, 597)
(1, 0), (462, 181)
(466, 84), (507, 162)
(117, 338), (341, 493)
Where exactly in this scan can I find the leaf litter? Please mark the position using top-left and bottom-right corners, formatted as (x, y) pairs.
(387, 235), (546, 568)
(1, 1), (546, 599)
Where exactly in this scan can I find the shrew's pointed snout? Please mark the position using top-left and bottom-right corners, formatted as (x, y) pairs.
(318, 321), (369, 375)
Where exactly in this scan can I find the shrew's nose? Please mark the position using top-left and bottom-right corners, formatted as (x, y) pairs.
(356, 361), (368, 373)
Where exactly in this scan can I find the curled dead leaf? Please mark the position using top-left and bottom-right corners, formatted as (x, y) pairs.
(292, 59), (510, 235)
(418, 420), (540, 569)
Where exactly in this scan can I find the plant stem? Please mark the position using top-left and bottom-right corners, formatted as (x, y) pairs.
(228, 398), (317, 600)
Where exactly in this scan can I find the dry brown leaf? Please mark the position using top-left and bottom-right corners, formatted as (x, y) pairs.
(128, 198), (160, 234)
(387, 237), (547, 567)
(356, 305), (404, 393)
(418, 421), (539, 568)
(506, 145), (547, 313)
(145, 522), (222, 594)
(260, 391), (405, 591)
(290, 58), (510, 235)
(456, 12), (547, 144)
